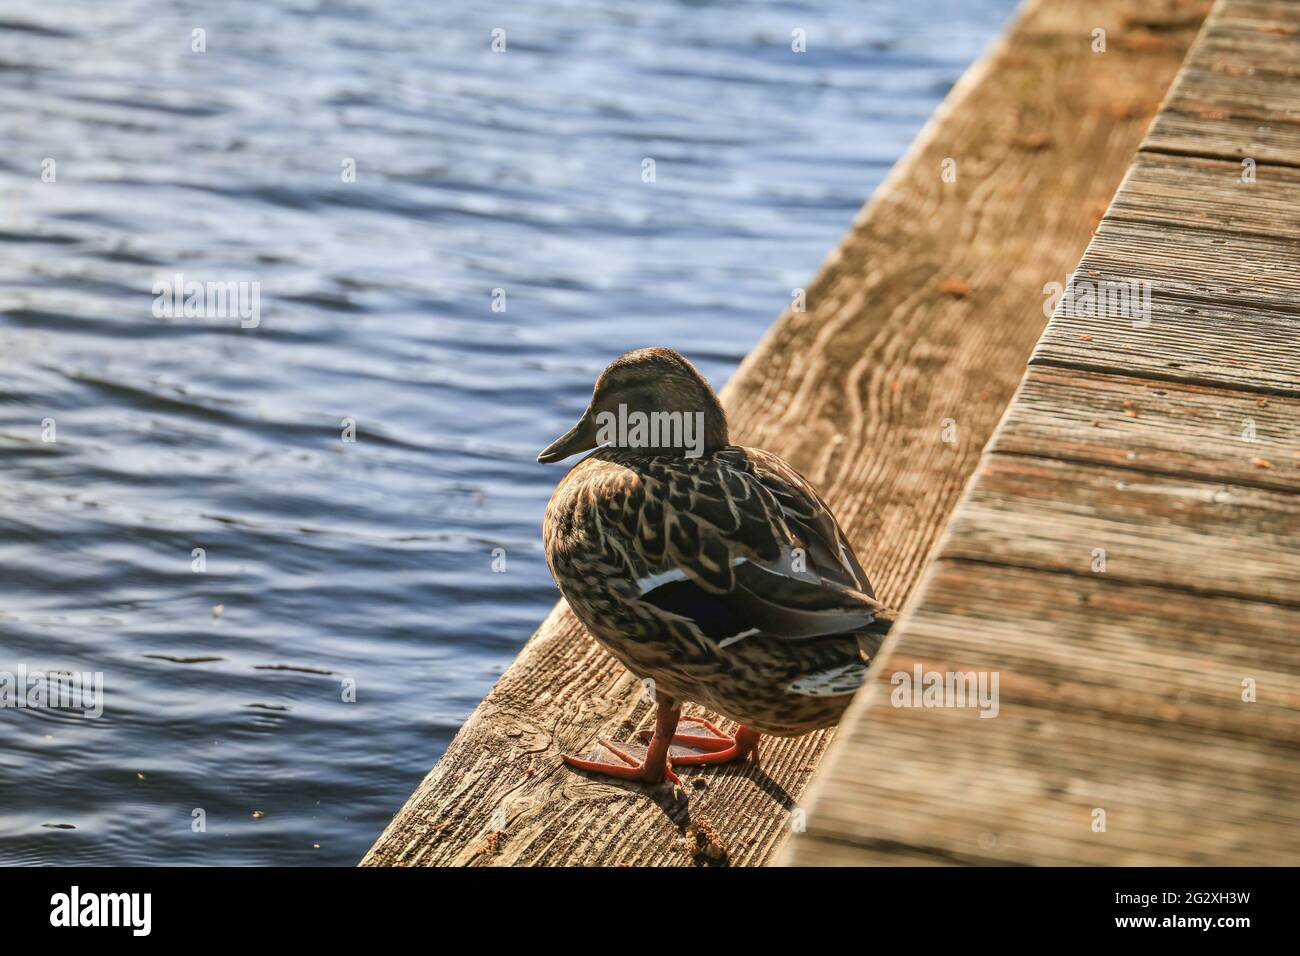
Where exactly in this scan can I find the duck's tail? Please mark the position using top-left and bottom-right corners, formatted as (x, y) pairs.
(854, 606), (897, 662)
(788, 609), (896, 700)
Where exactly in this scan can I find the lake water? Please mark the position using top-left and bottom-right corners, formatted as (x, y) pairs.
(0, 0), (1015, 865)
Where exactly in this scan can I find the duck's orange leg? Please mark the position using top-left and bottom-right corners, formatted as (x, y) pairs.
(640, 716), (762, 769)
(561, 698), (682, 786)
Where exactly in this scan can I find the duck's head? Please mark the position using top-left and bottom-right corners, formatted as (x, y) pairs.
(537, 347), (729, 464)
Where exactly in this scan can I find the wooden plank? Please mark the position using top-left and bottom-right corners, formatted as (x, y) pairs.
(1083, 219), (1300, 312)
(944, 455), (1300, 605)
(361, 0), (1208, 866)
(783, 563), (1300, 866)
(997, 366), (1300, 493)
(1031, 153), (1300, 398)
(894, 564), (1300, 743)
(782, 0), (1300, 867)
(1108, 152), (1300, 238)
(796, 701), (1300, 866)
(1032, 186), (1300, 395)
(1032, 294), (1300, 396)
(1146, 113), (1300, 167)
(1145, 0), (1300, 165)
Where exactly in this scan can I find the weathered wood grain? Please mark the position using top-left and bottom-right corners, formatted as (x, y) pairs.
(899, 564), (1300, 744)
(782, 563), (1300, 866)
(1032, 164), (1300, 395)
(1033, 294), (1300, 396)
(1108, 152), (1300, 237)
(998, 366), (1300, 493)
(782, 0), (1300, 866)
(945, 454), (1300, 604)
(362, 0), (1208, 866)
(1084, 219), (1300, 312)
(1145, 0), (1300, 165)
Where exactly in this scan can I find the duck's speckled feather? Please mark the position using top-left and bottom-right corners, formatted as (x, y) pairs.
(543, 444), (891, 736)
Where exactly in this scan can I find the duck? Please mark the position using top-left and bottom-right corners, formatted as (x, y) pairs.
(538, 347), (893, 785)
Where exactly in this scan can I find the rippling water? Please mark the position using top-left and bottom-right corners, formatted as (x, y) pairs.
(0, 0), (1014, 865)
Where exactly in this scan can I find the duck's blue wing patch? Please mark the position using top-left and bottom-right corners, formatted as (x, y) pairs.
(639, 578), (756, 643)
(641, 561), (883, 644)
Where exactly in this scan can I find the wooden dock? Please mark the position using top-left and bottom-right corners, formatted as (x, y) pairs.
(781, 0), (1300, 866)
(363, 0), (1215, 866)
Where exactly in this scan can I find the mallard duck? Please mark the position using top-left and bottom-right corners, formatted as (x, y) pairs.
(539, 347), (893, 785)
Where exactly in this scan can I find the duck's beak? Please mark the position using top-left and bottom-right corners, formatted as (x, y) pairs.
(537, 409), (598, 464)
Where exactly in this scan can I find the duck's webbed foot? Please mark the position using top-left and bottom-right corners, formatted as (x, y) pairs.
(638, 715), (762, 769)
(562, 738), (680, 786)
(561, 697), (682, 786)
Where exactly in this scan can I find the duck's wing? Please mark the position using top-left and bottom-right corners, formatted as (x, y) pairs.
(742, 446), (874, 597)
(622, 446), (889, 647)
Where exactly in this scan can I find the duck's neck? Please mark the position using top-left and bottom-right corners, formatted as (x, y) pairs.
(701, 397), (729, 453)
(679, 394), (729, 458)
(680, 385), (729, 456)
(608, 398), (729, 459)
